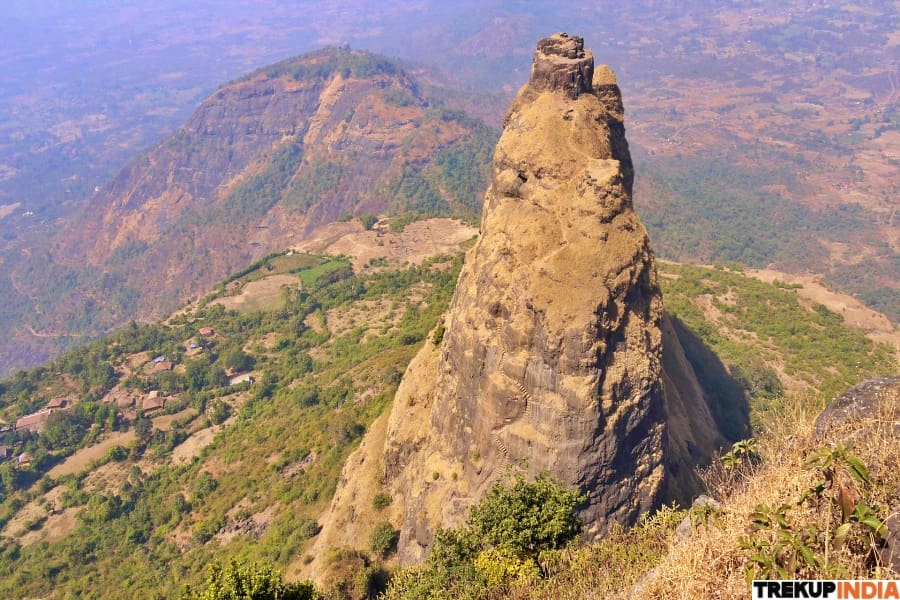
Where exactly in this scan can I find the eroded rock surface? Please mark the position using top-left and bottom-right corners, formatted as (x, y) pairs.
(388, 32), (668, 562)
(306, 34), (727, 574)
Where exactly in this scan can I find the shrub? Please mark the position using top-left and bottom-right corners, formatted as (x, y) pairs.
(182, 559), (318, 599)
(208, 400), (230, 425)
(385, 473), (584, 598)
(473, 547), (539, 586)
(359, 214), (378, 231)
(370, 521), (399, 557)
(297, 518), (321, 540)
(103, 445), (128, 462)
(468, 473), (584, 556)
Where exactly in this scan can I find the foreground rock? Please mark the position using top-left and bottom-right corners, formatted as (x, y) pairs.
(814, 376), (900, 438)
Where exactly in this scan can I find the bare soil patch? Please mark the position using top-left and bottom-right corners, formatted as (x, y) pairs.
(48, 430), (136, 478)
(213, 273), (300, 313)
(1, 498), (46, 539)
(293, 217), (477, 271)
(325, 297), (400, 339)
(171, 424), (220, 465)
(171, 393), (246, 465)
(1, 486), (80, 546)
(19, 508), (80, 547)
(304, 312), (327, 333)
(82, 461), (132, 493)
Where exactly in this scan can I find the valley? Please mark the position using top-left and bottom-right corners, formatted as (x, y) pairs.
(0, 5), (896, 598)
(0, 228), (893, 597)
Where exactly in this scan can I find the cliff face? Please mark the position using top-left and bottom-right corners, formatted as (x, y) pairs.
(397, 32), (668, 539)
(307, 34), (727, 573)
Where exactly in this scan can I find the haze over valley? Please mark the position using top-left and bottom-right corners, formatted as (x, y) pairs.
(0, 4), (897, 598)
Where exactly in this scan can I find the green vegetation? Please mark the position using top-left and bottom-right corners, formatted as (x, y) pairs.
(0, 251), (463, 597)
(384, 473), (585, 597)
(639, 156), (899, 321)
(182, 559), (317, 599)
(221, 138), (304, 224)
(740, 444), (887, 580)
(0, 249), (893, 598)
(428, 126), (496, 214)
(388, 168), (448, 214)
(369, 521), (399, 557)
(659, 262), (896, 427)
(282, 159), (345, 211)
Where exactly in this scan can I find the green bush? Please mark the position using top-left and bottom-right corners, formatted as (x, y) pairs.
(372, 493), (391, 510)
(370, 521), (399, 557)
(182, 559), (318, 599)
(359, 214), (378, 231)
(384, 473), (584, 598)
(468, 473), (584, 556)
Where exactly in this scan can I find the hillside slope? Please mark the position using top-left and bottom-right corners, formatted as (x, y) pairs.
(0, 46), (496, 376)
(0, 233), (893, 597)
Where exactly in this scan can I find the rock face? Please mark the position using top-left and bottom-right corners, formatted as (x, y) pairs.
(393, 31), (669, 545)
(813, 377), (900, 438)
(306, 34), (726, 574)
(530, 33), (595, 97)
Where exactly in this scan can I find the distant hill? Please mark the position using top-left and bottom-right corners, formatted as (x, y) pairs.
(0, 47), (496, 375)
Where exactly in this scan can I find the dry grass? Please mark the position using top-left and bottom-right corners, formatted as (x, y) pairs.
(47, 430), (136, 478)
(213, 273), (300, 313)
(636, 387), (900, 599)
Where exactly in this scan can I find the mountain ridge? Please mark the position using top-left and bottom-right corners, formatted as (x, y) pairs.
(0, 46), (496, 376)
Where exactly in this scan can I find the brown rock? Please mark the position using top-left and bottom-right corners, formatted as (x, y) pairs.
(529, 33), (594, 98)
(813, 377), (900, 439)
(306, 34), (727, 577)
(383, 32), (668, 563)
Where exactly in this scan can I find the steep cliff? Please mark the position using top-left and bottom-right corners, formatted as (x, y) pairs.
(307, 34), (728, 574)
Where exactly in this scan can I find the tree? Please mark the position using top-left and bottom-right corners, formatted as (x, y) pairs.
(208, 399), (231, 425)
(41, 412), (91, 450)
(220, 345), (254, 373)
(134, 412), (153, 443)
(182, 559), (318, 599)
(467, 472), (584, 557)
(386, 473), (585, 597)
(359, 214), (378, 231)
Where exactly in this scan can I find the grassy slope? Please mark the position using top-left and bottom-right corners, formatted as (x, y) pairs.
(0, 251), (461, 597)
(0, 257), (895, 598)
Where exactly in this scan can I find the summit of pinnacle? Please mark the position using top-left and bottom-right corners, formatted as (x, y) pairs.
(529, 32), (595, 98)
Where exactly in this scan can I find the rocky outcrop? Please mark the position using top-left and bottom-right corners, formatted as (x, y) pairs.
(386, 32), (672, 558)
(814, 377), (900, 438)
(529, 33), (595, 98)
(306, 33), (727, 575)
